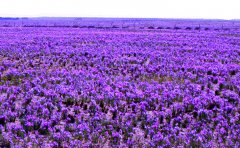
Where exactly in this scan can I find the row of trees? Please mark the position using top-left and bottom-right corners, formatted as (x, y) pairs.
(0, 21), (234, 31)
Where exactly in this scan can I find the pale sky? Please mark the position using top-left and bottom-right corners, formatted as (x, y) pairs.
(0, 0), (239, 19)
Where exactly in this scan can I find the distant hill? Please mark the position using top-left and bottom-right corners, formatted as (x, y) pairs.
(0, 17), (28, 20)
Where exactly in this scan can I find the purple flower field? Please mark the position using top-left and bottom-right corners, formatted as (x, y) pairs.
(0, 19), (240, 147)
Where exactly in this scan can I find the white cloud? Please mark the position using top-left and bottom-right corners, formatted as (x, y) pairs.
(0, 0), (239, 19)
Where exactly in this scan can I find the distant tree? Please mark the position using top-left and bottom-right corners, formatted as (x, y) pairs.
(88, 26), (95, 28)
(112, 25), (119, 29)
(194, 25), (201, 30)
(174, 25), (181, 30)
(73, 25), (79, 28)
(148, 26), (154, 29)
(204, 27), (209, 31)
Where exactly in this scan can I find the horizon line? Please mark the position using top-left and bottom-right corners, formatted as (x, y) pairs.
(0, 16), (239, 21)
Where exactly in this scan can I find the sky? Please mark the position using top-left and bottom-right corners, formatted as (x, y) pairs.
(0, 0), (239, 19)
